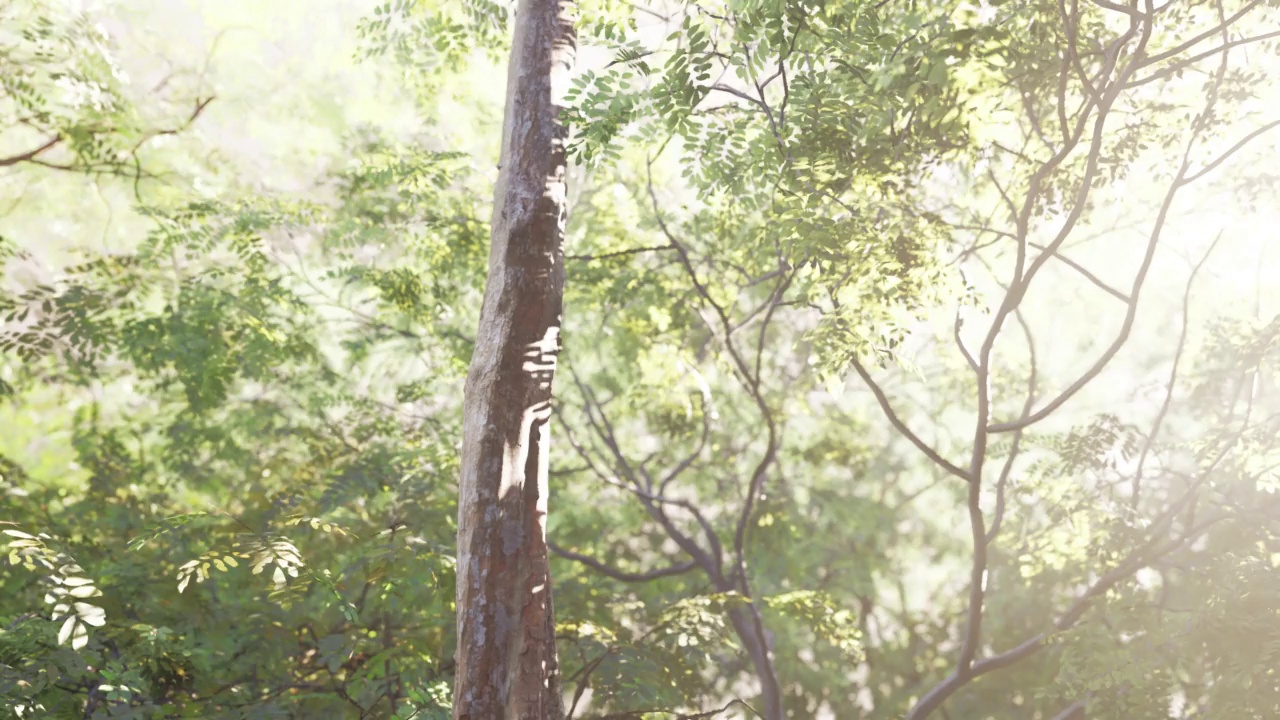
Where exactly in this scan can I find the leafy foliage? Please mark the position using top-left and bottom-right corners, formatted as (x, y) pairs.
(3, 0), (1280, 718)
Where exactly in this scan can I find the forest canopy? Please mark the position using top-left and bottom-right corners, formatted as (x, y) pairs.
(2, 0), (1280, 718)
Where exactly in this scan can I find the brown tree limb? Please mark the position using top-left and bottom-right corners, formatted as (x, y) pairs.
(848, 355), (973, 483)
(549, 543), (698, 582)
(0, 136), (61, 167)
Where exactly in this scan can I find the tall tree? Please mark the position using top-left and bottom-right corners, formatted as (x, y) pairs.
(453, 0), (576, 717)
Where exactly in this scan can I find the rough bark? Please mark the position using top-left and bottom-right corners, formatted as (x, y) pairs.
(453, 0), (575, 718)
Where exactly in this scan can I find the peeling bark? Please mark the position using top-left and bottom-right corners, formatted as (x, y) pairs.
(453, 0), (575, 718)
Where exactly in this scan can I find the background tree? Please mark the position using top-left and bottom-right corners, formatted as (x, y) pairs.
(552, 0), (1280, 716)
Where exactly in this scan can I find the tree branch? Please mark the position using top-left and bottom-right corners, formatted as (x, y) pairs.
(549, 543), (698, 582)
(1131, 231), (1222, 507)
(1028, 241), (1129, 302)
(849, 355), (972, 482)
(1179, 119), (1280, 185)
(566, 244), (676, 262)
(0, 136), (61, 167)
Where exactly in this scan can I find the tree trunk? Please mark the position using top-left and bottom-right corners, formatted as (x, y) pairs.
(727, 603), (785, 720)
(453, 0), (575, 718)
